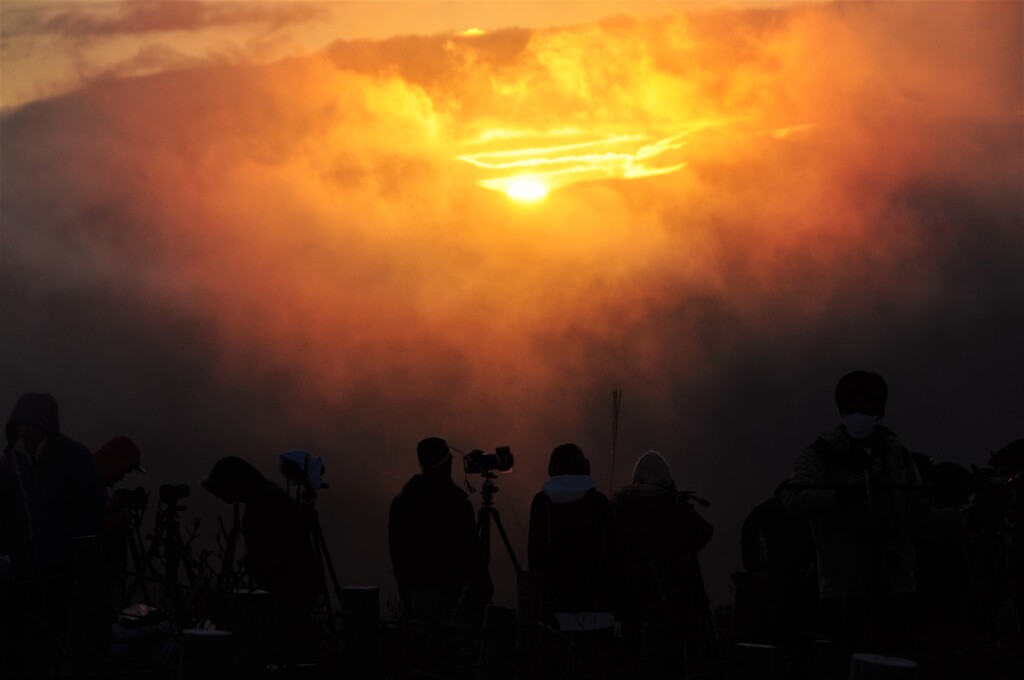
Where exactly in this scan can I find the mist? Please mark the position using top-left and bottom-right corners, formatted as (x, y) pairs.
(1, 1), (1021, 604)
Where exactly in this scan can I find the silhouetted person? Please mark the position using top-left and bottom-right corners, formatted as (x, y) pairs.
(389, 437), (485, 621)
(94, 436), (146, 615)
(0, 392), (106, 674)
(782, 371), (962, 660)
(976, 439), (1024, 654)
(612, 450), (714, 675)
(914, 461), (973, 664)
(739, 480), (819, 652)
(202, 456), (322, 608)
(529, 443), (615, 617)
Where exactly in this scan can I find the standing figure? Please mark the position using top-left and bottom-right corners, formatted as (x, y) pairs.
(0, 392), (107, 673)
(612, 450), (714, 673)
(739, 480), (819, 653)
(94, 435), (146, 614)
(529, 443), (615, 616)
(782, 370), (961, 660)
(389, 437), (486, 621)
(202, 455), (323, 665)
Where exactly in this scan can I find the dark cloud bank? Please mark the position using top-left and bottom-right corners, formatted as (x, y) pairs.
(1, 2), (1021, 602)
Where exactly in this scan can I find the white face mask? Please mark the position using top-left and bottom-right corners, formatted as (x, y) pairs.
(842, 413), (880, 439)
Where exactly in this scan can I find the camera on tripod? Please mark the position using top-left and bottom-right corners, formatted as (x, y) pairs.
(463, 446), (514, 475)
(112, 486), (148, 514)
(159, 483), (190, 505)
(278, 449), (327, 500)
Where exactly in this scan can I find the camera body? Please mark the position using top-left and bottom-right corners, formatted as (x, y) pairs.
(159, 483), (190, 504)
(112, 486), (148, 514)
(463, 446), (514, 475)
(278, 449), (327, 500)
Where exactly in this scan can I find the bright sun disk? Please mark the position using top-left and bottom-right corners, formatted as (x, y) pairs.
(506, 178), (548, 202)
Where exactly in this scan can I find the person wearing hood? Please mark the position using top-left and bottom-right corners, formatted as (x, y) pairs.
(202, 455), (322, 608)
(388, 437), (487, 618)
(0, 392), (107, 672)
(611, 450), (714, 672)
(528, 443), (615, 616)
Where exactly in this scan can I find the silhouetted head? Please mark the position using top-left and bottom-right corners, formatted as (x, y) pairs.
(990, 439), (1024, 477)
(202, 456), (269, 504)
(417, 437), (452, 477)
(923, 462), (973, 509)
(835, 371), (888, 416)
(94, 436), (146, 486)
(835, 371), (888, 439)
(632, 450), (672, 487)
(548, 443), (590, 476)
(5, 392), (60, 450)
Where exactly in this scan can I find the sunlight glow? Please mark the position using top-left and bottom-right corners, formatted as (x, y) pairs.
(505, 178), (549, 202)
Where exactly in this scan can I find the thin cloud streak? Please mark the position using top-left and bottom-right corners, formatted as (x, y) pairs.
(1, 1), (328, 38)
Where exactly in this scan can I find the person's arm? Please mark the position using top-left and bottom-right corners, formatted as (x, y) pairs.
(69, 441), (107, 537)
(528, 493), (548, 575)
(679, 501), (713, 552)
(782, 446), (863, 517)
(388, 495), (409, 601)
(903, 448), (966, 540)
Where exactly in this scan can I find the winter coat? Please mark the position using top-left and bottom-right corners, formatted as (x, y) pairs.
(0, 393), (106, 580)
(389, 473), (483, 604)
(244, 482), (324, 606)
(611, 482), (713, 628)
(782, 424), (951, 599)
(528, 475), (615, 614)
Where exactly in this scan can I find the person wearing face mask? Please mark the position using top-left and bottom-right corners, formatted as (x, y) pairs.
(782, 371), (951, 662)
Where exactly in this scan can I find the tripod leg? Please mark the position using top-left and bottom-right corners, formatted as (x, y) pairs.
(126, 518), (165, 604)
(312, 520), (343, 603)
(477, 504), (492, 566)
(174, 530), (198, 589)
(488, 509), (522, 574)
(124, 532), (150, 608)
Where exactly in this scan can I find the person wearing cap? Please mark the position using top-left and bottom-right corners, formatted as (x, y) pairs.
(611, 450), (714, 673)
(0, 392), (107, 672)
(528, 443), (615, 617)
(93, 436), (146, 487)
(388, 437), (487, 620)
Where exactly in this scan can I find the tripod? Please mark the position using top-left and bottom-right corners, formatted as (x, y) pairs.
(476, 473), (522, 574)
(126, 491), (199, 624)
(212, 503), (243, 615)
(110, 487), (152, 609)
(301, 499), (344, 623)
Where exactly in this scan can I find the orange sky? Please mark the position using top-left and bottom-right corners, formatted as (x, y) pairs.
(2, 0), (1022, 601)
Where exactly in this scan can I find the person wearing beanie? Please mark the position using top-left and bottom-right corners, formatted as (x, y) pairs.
(631, 450), (673, 487)
(0, 392), (107, 674)
(388, 437), (488, 621)
(528, 444), (615, 618)
(611, 449), (714, 675)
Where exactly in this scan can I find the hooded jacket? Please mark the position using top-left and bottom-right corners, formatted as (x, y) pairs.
(612, 481), (713, 627)
(1, 393), (106, 579)
(528, 474), (615, 613)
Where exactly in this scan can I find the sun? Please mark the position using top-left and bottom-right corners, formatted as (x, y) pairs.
(505, 178), (549, 202)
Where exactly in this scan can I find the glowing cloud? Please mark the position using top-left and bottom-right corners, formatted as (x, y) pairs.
(458, 126), (715, 194)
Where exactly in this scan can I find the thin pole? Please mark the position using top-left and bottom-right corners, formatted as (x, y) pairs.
(609, 388), (622, 495)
